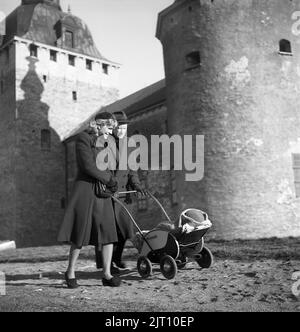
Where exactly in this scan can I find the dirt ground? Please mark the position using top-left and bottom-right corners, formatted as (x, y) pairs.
(0, 238), (299, 312)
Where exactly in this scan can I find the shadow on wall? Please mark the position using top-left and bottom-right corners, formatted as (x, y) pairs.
(15, 56), (66, 248)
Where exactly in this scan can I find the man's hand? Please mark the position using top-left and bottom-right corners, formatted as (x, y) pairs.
(135, 186), (150, 197)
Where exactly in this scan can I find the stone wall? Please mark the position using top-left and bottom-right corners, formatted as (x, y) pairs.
(0, 43), (17, 242)
(0, 37), (120, 247)
(158, 0), (300, 239)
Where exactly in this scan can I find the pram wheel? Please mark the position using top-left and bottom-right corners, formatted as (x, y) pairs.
(195, 247), (214, 269)
(137, 256), (153, 279)
(160, 255), (178, 280)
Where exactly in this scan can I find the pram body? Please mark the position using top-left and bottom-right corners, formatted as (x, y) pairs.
(113, 192), (213, 280)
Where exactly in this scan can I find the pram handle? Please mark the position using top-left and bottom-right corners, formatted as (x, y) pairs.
(112, 191), (172, 253)
(112, 195), (154, 252)
(116, 191), (172, 224)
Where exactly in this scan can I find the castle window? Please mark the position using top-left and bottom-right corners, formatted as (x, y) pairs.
(43, 75), (47, 83)
(102, 63), (109, 75)
(5, 48), (9, 64)
(61, 198), (66, 209)
(50, 50), (57, 62)
(41, 129), (51, 151)
(292, 154), (300, 197)
(279, 39), (292, 55)
(68, 55), (75, 66)
(137, 179), (148, 211)
(0, 80), (4, 94)
(162, 120), (168, 134)
(29, 44), (38, 58)
(72, 91), (77, 101)
(185, 51), (201, 69)
(86, 59), (93, 71)
(65, 30), (74, 48)
(170, 169), (178, 206)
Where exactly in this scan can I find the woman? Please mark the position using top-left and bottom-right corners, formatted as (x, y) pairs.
(57, 111), (121, 288)
(95, 111), (148, 270)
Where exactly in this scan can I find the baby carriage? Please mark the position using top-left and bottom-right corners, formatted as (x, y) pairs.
(112, 191), (214, 280)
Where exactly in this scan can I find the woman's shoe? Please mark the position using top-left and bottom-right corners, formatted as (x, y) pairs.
(102, 276), (121, 287)
(65, 272), (79, 289)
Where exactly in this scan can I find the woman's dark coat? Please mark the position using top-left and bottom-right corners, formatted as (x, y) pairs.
(57, 131), (118, 248)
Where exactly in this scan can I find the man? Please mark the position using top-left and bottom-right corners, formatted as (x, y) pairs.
(95, 111), (148, 271)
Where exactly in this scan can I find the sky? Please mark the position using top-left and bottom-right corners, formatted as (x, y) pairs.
(0, 0), (174, 97)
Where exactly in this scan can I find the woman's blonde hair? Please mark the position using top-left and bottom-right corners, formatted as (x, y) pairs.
(87, 111), (118, 135)
(87, 120), (99, 135)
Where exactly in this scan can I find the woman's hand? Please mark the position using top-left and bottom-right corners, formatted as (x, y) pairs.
(106, 177), (118, 194)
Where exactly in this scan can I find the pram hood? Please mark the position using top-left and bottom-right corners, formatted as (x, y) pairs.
(179, 209), (212, 232)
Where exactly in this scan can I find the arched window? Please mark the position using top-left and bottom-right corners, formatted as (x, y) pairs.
(279, 39), (292, 55)
(102, 63), (109, 75)
(29, 44), (38, 58)
(65, 30), (74, 48)
(185, 51), (201, 69)
(41, 129), (51, 151)
(170, 168), (178, 206)
(292, 154), (300, 197)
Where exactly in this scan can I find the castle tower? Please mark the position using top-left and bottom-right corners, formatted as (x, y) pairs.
(157, 0), (300, 239)
(0, 1), (120, 247)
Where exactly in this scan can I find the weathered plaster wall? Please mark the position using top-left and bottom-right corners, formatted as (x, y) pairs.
(159, 0), (300, 239)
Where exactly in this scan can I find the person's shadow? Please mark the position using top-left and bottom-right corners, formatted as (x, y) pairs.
(5, 268), (147, 289)
(14, 56), (65, 248)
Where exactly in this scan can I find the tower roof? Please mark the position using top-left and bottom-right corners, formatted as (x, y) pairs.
(1, 1), (109, 60)
(22, 0), (62, 10)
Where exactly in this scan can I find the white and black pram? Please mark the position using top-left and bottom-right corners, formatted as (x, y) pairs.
(113, 191), (214, 280)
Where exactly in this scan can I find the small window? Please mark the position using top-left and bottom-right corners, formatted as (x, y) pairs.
(5, 48), (9, 63)
(69, 55), (75, 66)
(43, 75), (47, 83)
(279, 39), (292, 55)
(72, 91), (77, 101)
(292, 154), (300, 197)
(185, 51), (201, 69)
(170, 169), (178, 206)
(137, 179), (148, 211)
(50, 50), (57, 62)
(61, 198), (66, 209)
(30, 44), (38, 58)
(102, 63), (109, 75)
(41, 129), (51, 151)
(0, 80), (4, 95)
(86, 59), (93, 71)
(65, 30), (74, 48)
(162, 120), (168, 134)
